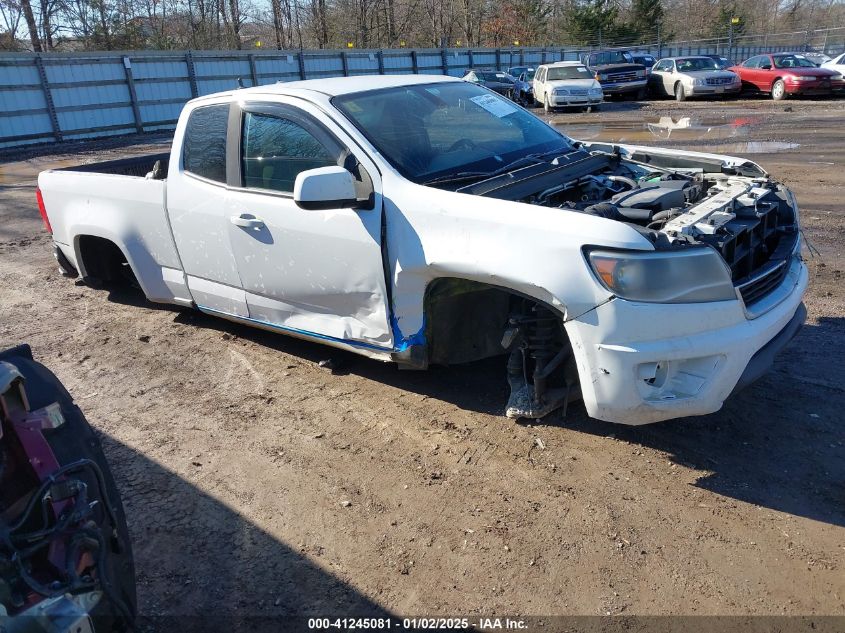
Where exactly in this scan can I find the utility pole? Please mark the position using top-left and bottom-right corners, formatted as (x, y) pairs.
(728, 16), (740, 62)
(657, 24), (661, 58)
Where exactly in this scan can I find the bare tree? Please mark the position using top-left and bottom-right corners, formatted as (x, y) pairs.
(19, 0), (42, 50)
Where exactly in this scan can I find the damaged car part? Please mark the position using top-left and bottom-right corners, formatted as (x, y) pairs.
(502, 302), (579, 420)
(0, 344), (136, 631)
(39, 77), (806, 425)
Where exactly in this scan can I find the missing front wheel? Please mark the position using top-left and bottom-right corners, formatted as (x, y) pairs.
(502, 302), (578, 420)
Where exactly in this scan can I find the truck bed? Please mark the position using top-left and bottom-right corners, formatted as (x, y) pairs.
(57, 152), (170, 180)
(38, 149), (187, 304)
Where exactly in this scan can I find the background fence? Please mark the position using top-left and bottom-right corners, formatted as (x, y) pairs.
(2, 27), (844, 149)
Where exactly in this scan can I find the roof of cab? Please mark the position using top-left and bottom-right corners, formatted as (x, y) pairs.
(537, 61), (586, 68)
(244, 73), (459, 97)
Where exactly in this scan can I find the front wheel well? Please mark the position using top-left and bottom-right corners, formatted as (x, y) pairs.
(422, 277), (580, 419)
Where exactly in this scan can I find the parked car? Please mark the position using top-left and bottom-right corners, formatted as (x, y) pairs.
(512, 67), (536, 104)
(462, 68), (516, 99)
(37, 75), (807, 424)
(533, 61), (603, 112)
(649, 56), (742, 101)
(507, 65), (531, 79)
(631, 53), (657, 74)
(822, 51), (845, 72)
(704, 54), (733, 69)
(0, 344), (136, 630)
(579, 50), (648, 98)
(800, 51), (832, 66)
(822, 52), (845, 94)
(730, 52), (844, 99)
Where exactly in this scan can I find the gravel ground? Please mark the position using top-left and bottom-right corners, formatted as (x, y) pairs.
(0, 97), (843, 621)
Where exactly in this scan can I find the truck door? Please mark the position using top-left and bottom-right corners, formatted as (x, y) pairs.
(167, 101), (249, 317)
(223, 100), (393, 350)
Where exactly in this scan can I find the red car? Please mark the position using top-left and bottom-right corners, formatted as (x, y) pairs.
(730, 52), (844, 100)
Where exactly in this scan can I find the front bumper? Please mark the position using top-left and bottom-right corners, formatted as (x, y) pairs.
(687, 84), (742, 96)
(600, 79), (647, 94)
(785, 80), (834, 95)
(564, 254), (808, 425)
(549, 94), (603, 107)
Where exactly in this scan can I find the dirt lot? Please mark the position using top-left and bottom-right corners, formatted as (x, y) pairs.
(1, 97), (844, 621)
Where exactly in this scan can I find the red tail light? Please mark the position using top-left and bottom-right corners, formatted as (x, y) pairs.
(36, 186), (52, 234)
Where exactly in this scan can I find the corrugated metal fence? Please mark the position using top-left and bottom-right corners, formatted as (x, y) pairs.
(0, 41), (808, 149)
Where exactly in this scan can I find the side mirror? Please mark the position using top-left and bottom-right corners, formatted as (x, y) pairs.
(761, 63), (772, 70)
(294, 166), (359, 211)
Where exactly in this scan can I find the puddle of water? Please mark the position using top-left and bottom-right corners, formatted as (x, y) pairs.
(553, 115), (801, 154)
(553, 115), (764, 143)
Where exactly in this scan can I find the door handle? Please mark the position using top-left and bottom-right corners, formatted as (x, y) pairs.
(230, 214), (264, 229)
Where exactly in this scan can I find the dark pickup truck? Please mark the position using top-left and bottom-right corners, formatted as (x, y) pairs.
(580, 50), (648, 98)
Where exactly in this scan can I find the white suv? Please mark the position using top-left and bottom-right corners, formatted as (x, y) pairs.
(533, 61), (604, 112)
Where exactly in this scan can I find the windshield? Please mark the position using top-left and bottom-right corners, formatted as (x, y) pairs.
(773, 54), (816, 69)
(547, 65), (592, 80)
(523, 69), (536, 81)
(592, 51), (633, 65)
(476, 71), (512, 82)
(676, 57), (720, 72)
(333, 82), (573, 183)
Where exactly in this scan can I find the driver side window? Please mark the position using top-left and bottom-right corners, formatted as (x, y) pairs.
(241, 112), (337, 194)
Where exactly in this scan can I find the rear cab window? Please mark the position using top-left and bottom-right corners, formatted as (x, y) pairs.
(182, 104), (228, 183)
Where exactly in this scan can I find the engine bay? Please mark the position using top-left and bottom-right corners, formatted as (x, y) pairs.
(458, 145), (800, 293)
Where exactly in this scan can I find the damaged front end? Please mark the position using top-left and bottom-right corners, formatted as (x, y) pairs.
(453, 144), (800, 421)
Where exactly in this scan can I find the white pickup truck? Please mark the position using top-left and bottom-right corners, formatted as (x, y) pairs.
(37, 75), (807, 424)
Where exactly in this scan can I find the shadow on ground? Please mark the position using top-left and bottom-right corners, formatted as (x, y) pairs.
(551, 317), (845, 530)
(101, 432), (395, 630)
(100, 284), (845, 529)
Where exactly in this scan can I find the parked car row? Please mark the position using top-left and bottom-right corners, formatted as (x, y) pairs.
(462, 50), (845, 110)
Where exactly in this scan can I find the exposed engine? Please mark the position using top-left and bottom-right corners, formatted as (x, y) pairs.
(455, 145), (801, 420)
(460, 144), (800, 296)
(0, 345), (135, 631)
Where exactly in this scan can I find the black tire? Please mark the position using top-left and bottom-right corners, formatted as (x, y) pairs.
(674, 82), (686, 102)
(0, 345), (137, 630)
(636, 88), (647, 100)
(771, 79), (787, 101)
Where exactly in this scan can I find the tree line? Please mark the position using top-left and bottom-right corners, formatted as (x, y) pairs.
(0, 0), (843, 53)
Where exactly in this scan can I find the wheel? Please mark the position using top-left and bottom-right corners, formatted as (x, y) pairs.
(771, 79), (786, 100)
(544, 93), (552, 113)
(636, 88), (647, 100)
(674, 82), (686, 102)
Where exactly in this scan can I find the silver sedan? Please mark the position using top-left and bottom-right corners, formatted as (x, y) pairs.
(649, 56), (742, 101)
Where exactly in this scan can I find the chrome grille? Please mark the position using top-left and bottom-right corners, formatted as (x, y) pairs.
(737, 260), (791, 306)
(606, 71), (637, 82)
(569, 88), (589, 96)
(706, 76), (734, 86)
